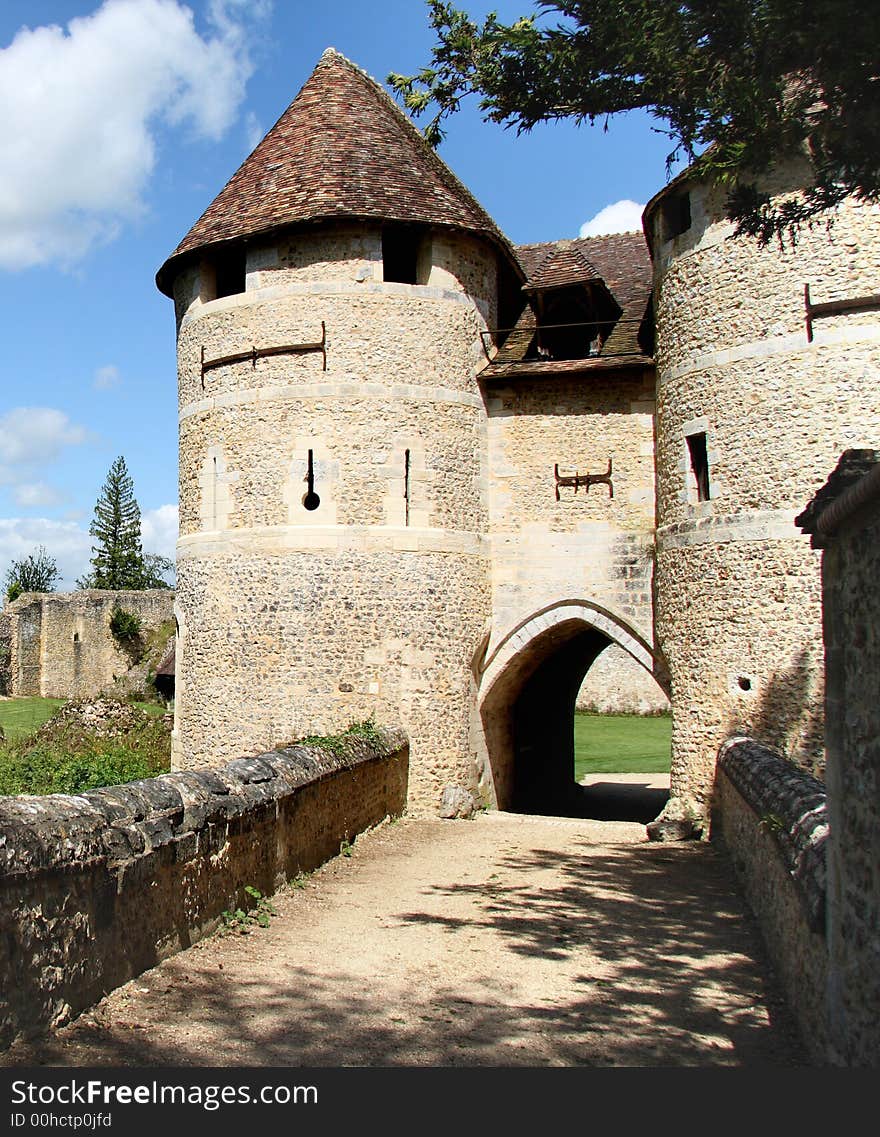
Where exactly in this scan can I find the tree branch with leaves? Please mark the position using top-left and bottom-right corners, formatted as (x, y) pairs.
(4, 546), (60, 602)
(389, 0), (880, 241)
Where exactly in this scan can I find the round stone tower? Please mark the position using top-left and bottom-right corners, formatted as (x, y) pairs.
(156, 49), (522, 810)
(644, 163), (880, 834)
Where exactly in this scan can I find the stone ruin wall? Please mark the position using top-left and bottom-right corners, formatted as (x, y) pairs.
(173, 223), (496, 812)
(651, 172), (880, 820)
(576, 644), (670, 715)
(4, 590), (174, 700)
(484, 369), (665, 704)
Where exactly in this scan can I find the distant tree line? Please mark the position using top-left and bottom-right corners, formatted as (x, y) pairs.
(4, 456), (175, 603)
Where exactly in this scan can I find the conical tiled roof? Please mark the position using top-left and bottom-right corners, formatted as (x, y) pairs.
(157, 48), (519, 295)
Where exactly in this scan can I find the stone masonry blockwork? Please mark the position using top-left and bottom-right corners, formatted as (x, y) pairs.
(5, 591), (174, 699)
(0, 729), (408, 1048)
(649, 174), (880, 819)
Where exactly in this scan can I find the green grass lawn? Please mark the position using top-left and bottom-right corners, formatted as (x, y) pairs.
(0, 697), (67, 741)
(574, 711), (671, 778)
(0, 696), (165, 742)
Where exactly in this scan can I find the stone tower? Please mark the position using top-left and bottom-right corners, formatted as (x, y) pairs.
(644, 164), (880, 834)
(156, 49), (522, 810)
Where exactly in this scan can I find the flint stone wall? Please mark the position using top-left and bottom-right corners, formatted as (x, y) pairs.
(800, 452), (880, 1066)
(4, 591), (174, 700)
(650, 173), (880, 817)
(716, 736), (828, 1061)
(0, 728), (408, 1049)
(173, 223), (494, 814)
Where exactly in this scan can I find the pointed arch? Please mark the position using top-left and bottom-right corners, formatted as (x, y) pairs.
(479, 600), (669, 706)
(477, 600), (669, 813)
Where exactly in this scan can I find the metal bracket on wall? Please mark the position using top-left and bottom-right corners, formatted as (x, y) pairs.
(554, 457), (613, 500)
(200, 322), (327, 387)
(804, 284), (880, 343)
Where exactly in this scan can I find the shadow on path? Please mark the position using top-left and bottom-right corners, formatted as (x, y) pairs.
(0, 817), (803, 1068)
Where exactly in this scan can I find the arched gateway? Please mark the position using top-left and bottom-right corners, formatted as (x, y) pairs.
(478, 601), (670, 813)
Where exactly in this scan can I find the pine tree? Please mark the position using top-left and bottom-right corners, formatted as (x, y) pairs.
(79, 456), (150, 590)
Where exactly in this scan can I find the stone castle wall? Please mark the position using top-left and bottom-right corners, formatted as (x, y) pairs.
(483, 367), (668, 727)
(803, 455), (880, 1065)
(650, 174), (880, 821)
(173, 224), (495, 811)
(484, 369), (657, 651)
(576, 644), (670, 715)
(5, 591), (174, 700)
(0, 728), (407, 1049)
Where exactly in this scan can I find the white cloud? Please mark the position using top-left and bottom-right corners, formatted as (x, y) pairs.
(0, 503), (179, 592)
(13, 482), (64, 508)
(0, 407), (90, 473)
(93, 363), (122, 390)
(244, 110), (264, 152)
(0, 0), (269, 269)
(579, 199), (646, 238)
(0, 517), (93, 590)
(141, 502), (178, 560)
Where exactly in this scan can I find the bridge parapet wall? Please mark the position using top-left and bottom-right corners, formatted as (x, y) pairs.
(716, 737), (828, 1061)
(0, 728), (408, 1049)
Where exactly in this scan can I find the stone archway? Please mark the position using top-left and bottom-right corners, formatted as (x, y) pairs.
(477, 601), (669, 814)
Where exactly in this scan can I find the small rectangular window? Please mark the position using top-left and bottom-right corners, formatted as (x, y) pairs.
(214, 246), (247, 298)
(686, 431), (710, 502)
(662, 192), (691, 240)
(382, 226), (419, 284)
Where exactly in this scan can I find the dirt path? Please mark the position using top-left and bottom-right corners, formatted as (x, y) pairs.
(2, 812), (804, 1067)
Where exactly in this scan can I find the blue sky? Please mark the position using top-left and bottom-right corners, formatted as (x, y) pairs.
(0, 0), (679, 589)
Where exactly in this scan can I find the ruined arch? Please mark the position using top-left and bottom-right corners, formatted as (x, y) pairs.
(477, 601), (670, 814)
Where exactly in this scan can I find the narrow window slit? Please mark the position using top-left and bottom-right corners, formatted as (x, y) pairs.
(212, 455), (218, 529)
(303, 449), (321, 511)
(686, 432), (711, 502)
(404, 448), (411, 526)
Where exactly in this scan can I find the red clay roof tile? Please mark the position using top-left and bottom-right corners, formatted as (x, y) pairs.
(157, 48), (518, 295)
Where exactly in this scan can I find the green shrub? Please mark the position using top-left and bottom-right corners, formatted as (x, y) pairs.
(0, 710), (170, 796)
(110, 606), (142, 645)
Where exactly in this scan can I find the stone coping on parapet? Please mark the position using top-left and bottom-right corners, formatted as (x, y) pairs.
(656, 508), (804, 549)
(180, 278), (491, 327)
(796, 449), (880, 549)
(180, 379), (485, 422)
(658, 322), (880, 386)
(0, 727), (407, 878)
(0, 727), (408, 1047)
(176, 524), (486, 558)
(718, 736), (828, 933)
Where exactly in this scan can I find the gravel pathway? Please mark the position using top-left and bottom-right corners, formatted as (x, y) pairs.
(1, 812), (805, 1067)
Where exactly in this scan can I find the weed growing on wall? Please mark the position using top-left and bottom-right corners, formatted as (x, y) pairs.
(297, 717), (383, 756)
(221, 886), (277, 933)
(109, 606), (144, 663)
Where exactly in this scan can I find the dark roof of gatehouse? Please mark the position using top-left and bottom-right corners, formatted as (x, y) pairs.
(481, 231), (655, 376)
(156, 48), (520, 296)
(521, 244), (602, 292)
